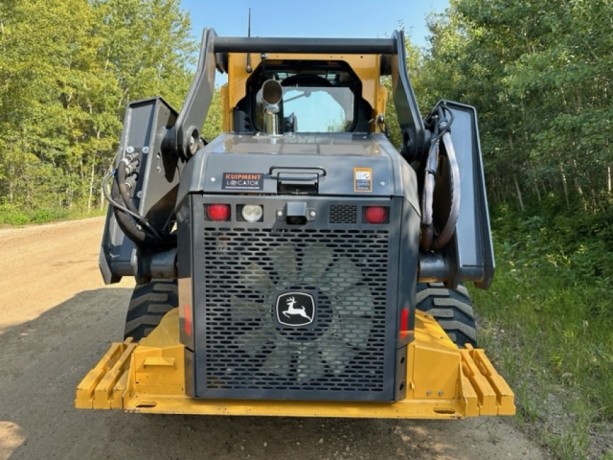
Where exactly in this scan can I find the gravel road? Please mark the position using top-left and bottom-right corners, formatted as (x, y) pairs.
(0, 218), (549, 459)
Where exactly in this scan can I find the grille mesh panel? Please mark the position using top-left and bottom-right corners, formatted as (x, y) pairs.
(329, 205), (357, 224)
(201, 227), (390, 397)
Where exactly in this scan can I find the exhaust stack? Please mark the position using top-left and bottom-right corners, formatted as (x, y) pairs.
(261, 79), (284, 135)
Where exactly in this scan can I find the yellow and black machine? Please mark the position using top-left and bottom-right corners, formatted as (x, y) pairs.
(76, 29), (515, 419)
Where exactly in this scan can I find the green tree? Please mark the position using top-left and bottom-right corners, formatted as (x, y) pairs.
(91, 0), (195, 110)
(419, 0), (612, 213)
(0, 0), (103, 208)
(0, 0), (196, 216)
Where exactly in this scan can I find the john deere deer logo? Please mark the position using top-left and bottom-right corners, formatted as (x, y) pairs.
(276, 292), (315, 327)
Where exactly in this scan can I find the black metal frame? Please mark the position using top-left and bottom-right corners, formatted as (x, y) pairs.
(162, 29), (426, 161)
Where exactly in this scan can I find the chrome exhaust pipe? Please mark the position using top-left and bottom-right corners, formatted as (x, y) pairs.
(261, 79), (284, 135)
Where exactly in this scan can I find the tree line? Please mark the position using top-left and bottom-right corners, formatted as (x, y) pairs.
(414, 0), (611, 216)
(0, 0), (194, 215)
(1, 0), (610, 223)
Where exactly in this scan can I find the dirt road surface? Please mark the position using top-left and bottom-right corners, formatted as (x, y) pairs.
(0, 218), (549, 460)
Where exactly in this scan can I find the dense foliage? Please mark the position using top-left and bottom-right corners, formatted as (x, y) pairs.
(0, 0), (195, 222)
(411, 1), (612, 457)
(419, 0), (612, 214)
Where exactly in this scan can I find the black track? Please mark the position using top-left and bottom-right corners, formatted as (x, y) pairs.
(416, 282), (477, 347)
(124, 280), (178, 341)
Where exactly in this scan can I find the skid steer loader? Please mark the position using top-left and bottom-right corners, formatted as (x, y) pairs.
(76, 29), (515, 418)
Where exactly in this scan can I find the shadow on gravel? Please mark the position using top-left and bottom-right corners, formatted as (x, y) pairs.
(0, 288), (522, 460)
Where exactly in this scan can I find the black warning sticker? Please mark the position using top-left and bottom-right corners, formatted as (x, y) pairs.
(222, 172), (264, 191)
(353, 167), (373, 192)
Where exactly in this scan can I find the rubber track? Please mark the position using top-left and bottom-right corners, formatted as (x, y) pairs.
(416, 282), (477, 347)
(124, 280), (178, 341)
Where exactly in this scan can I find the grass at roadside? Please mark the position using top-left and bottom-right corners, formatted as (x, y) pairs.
(471, 209), (613, 459)
(0, 204), (105, 227)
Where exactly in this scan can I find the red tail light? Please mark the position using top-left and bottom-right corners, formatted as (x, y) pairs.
(400, 307), (409, 340)
(182, 304), (192, 336)
(207, 204), (230, 221)
(364, 206), (388, 224)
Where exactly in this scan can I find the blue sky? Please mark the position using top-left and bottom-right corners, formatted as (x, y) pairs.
(179, 0), (449, 48)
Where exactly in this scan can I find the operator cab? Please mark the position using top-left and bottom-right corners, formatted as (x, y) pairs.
(232, 60), (374, 134)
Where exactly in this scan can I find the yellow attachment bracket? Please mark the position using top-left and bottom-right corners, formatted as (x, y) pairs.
(76, 310), (515, 418)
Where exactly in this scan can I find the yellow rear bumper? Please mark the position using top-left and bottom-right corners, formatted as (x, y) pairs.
(76, 309), (514, 418)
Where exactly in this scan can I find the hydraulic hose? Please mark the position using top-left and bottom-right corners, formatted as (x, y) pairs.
(102, 167), (175, 249)
(111, 179), (152, 245)
(420, 104), (461, 251)
(420, 139), (439, 250)
(432, 131), (461, 250)
(116, 155), (140, 215)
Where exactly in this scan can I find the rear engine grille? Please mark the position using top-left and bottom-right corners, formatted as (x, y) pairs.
(199, 227), (391, 400)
